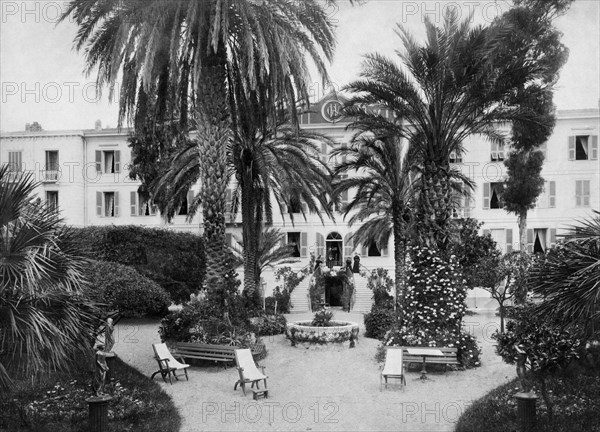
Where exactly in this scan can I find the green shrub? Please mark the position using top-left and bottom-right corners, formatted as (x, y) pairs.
(86, 260), (170, 318)
(455, 375), (600, 432)
(366, 268), (395, 309)
(311, 309), (334, 326)
(250, 314), (287, 336)
(364, 307), (396, 339)
(264, 287), (291, 314)
(72, 225), (206, 304)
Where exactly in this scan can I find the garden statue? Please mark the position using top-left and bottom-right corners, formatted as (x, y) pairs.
(515, 344), (533, 394)
(352, 254), (360, 273)
(92, 346), (109, 396)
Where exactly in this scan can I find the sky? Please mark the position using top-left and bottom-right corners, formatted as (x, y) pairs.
(0, 0), (598, 133)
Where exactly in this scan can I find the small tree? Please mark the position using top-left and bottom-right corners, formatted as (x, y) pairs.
(494, 304), (581, 424)
(480, 252), (531, 332)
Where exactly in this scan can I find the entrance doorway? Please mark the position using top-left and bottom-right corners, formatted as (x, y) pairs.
(323, 275), (343, 307)
(326, 232), (343, 268)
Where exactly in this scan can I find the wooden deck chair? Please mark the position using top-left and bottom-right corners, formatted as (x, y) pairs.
(381, 347), (406, 391)
(233, 348), (267, 396)
(151, 343), (190, 384)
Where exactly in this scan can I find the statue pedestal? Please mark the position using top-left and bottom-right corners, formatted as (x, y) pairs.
(86, 395), (113, 432)
(514, 392), (538, 432)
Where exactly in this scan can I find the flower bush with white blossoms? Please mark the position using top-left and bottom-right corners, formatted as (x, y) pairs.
(380, 245), (481, 368)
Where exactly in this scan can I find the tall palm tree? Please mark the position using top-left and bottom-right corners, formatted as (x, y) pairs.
(155, 100), (336, 302)
(61, 0), (345, 279)
(0, 166), (100, 392)
(342, 10), (535, 249)
(332, 136), (417, 317)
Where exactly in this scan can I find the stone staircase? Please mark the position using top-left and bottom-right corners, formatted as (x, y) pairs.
(351, 273), (373, 313)
(289, 275), (312, 312)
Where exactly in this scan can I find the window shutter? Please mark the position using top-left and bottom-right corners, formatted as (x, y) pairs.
(344, 233), (353, 257)
(568, 136), (575, 160)
(96, 192), (102, 216)
(114, 192), (120, 217)
(95, 151), (102, 172)
(300, 232), (308, 257)
(280, 202), (288, 215)
(225, 233), (232, 247)
(225, 189), (232, 213)
(576, 180), (582, 206)
(316, 233), (325, 257)
(506, 229), (513, 253)
(341, 190), (348, 205)
(549, 181), (556, 208)
(301, 201), (308, 214)
(464, 194), (472, 218)
(150, 203), (157, 216)
(583, 180), (590, 206)
(483, 229), (490, 237)
(381, 239), (389, 257)
(361, 243), (368, 256)
(591, 136), (598, 160)
(549, 228), (556, 249)
(527, 229), (534, 253)
(483, 183), (490, 209)
(130, 191), (137, 216)
(320, 143), (328, 163)
(114, 151), (121, 173)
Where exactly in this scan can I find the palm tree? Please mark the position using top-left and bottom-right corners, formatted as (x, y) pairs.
(155, 100), (336, 302)
(0, 166), (99, 392)
(342, 10), (535, 248)
(332, 136), (417, 317)
(530, 211), (600, 338)
(61, 0), (346, 279)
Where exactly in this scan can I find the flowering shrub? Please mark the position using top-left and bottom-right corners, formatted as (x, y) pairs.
(286, 322), (360, 345)
(274, 266), (309, 295)
(366, 268), (395, 309)
(377, 245), (481, 368)
(250, 314), (287, 336)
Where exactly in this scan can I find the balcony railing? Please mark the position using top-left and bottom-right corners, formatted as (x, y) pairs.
(41, 170), (59, 182)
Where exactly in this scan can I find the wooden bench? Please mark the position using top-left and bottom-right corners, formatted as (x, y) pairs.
(401, 347), (459, 370)
(172, 343), (265, 368)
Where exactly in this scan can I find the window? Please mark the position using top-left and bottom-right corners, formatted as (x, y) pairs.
(96, 191), (119, 217)
(46, 191), (58, 212)
(490, 143), (505, 161)
(361, 240), (389, 257)
(95, 150), (121, 174)
(484, 228), (514, 253)
(451, 182), (472, 218)
(449, 151), (463, 163)
(527, 228), (557, 253)
(334, 190), (348, 212)
(483, 182), (503, 209)
(287, 196), (307, 214)
(287, 232), (301, 257)
(536, 181), (556, 208)
(44, 151), (59, 181)
(7, 151), (22, 178)
(179, 190), (194, 216)
(130, 192), (156, 216)
(320, 142), (328, 164)
(569, 135), (598, 161)
(575, 180), (590, 207)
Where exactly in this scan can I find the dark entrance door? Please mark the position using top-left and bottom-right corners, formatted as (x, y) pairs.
(324, 275), (343, 307)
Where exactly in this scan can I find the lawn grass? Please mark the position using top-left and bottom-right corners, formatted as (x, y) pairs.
(0, 356), (181, 432)
(455, 375), (600, 432)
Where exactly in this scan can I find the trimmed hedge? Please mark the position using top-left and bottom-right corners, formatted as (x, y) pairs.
(86, 260), (170, 318)
(71, 225), (206, 304)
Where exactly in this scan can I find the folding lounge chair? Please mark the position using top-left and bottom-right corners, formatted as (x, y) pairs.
(151, 343), (190, 384)
(381, 347), (406, 391)
(233, 348), (268, 396)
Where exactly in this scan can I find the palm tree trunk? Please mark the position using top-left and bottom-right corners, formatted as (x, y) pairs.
(196, 47), (230, 282)
(518, 209), (528, 252)
(241, 161), (258, 301)
(392, 208), (407, 322)
(417, 161), (452, 249)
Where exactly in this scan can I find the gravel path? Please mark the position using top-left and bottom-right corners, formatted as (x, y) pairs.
(112, 310), (514, 432)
